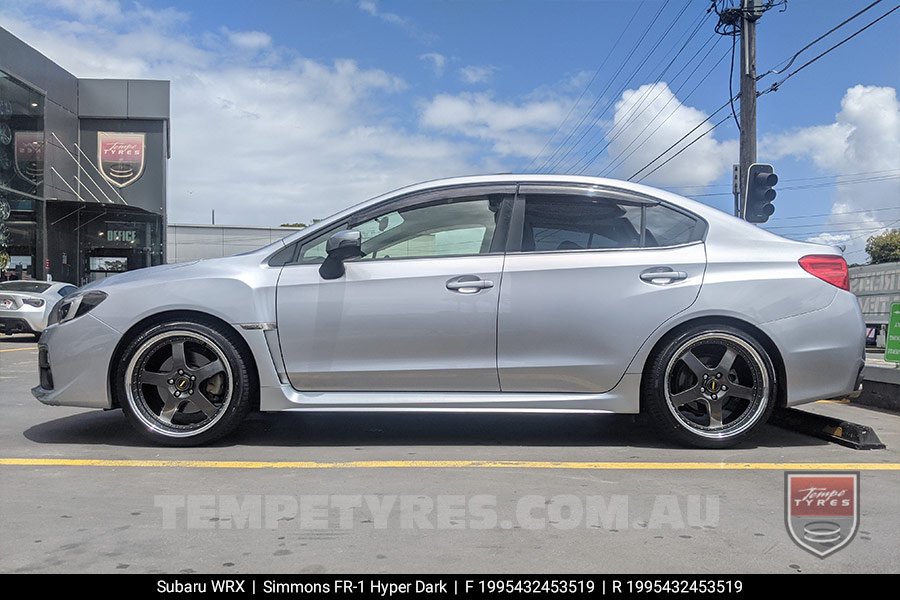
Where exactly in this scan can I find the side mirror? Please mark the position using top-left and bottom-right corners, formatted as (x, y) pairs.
(319, 230), (363, 280)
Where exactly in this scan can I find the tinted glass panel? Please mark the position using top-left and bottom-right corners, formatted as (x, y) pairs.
(522, 195), (643, 251)
(643, 204), (698, 247)
(0, 281), (50, 292)
(356, 198), (500, 261)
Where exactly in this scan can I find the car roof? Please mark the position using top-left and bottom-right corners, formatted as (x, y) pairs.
(271, 174), (788, 250)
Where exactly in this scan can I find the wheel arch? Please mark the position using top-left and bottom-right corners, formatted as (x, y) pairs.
(638, 315), (787, 408)
(108, 309), (260, 410)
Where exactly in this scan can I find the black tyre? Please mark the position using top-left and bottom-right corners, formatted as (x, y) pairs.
(115, 320), (254, 446)
(642, 324), (777, 448)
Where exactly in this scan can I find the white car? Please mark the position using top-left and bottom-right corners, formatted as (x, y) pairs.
(0, 280), (78, 339)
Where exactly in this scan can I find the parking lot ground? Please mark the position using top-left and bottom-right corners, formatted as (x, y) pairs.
(2, 335), (899, 573)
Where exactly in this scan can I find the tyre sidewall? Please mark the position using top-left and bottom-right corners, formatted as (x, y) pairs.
(116, 320), (252, 446)
(643, 324), (777, 449)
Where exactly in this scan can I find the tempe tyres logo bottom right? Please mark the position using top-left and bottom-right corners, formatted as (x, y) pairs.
(785, 472), (859, 558)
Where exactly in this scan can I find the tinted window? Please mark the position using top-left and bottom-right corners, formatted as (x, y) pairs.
(356, 197), (501, 261)
(0, 281), (51, 293)
(58, 286), (78, 297)
(293, 194), (506, 264)
(296, 224), (348, 264)
(643, 204), (699, 247)
(520, 193), (701, 251)
(522, 195), (643, 251)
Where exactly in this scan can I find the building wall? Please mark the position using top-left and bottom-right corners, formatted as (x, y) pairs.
(0, 26), (80, 204)
(0, 26), (170, 285)
(167, 224), (302, 263)
(850, 261), (900, 325)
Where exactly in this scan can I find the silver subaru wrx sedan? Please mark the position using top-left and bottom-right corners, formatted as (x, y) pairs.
(32, 175), (865, 448)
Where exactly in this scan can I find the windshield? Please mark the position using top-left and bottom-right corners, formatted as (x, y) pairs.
(0, 281), (52, 293)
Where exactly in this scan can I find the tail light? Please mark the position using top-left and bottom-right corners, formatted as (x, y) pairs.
(799, 255), (849, 291)
(22, 298), (45, 307)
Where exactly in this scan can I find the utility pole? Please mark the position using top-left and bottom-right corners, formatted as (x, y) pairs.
(737, 0), (759, 219)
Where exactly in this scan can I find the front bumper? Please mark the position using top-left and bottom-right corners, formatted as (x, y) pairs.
(31, 314), (121, 409)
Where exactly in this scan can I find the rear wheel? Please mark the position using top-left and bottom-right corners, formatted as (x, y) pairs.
(116, 320), (253, 446)
(643, 325), (776, 448)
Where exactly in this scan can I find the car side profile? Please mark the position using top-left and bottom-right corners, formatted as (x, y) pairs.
(0, 280), (79, 339)
(32, 175), (865, 448)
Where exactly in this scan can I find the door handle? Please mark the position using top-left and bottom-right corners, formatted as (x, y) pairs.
(446, 276), (494, 293)
(640, 268), (688, 284)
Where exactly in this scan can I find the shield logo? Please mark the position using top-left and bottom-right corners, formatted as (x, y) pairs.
(97, 132), (145, 188)
(14, 131), (44, 185)
(785, 472), (859, 558)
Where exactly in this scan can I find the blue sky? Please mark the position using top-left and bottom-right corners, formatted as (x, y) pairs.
(2, 0), (898, 259)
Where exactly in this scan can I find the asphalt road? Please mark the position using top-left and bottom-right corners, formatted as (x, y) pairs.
(1, 335), (898, 574)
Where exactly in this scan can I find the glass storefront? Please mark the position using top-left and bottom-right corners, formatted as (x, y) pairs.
(0, 68), (45, 281)
(45, 202), (163, 285)
(1, 67), (165, 286)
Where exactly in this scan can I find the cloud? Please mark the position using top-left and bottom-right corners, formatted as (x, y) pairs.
(600, 82), (737, 186)
(459, 65), (496, 85)
(40, 0), (123, 22)
(419, 92), (569, 157)
(356, 0), (436, 44)
(419, 52), (446, 77)
(0, 2), (481, 226)
(224, 29), (272, 50)
(763, 85), (900, 253)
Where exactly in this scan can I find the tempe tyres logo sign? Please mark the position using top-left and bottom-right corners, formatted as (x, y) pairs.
(785, 472), (859, 558)
(98, 132), (145, 188)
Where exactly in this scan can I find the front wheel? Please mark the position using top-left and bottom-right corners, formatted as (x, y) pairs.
(116, 320), (254, 446)
(642, 325), (777, 448)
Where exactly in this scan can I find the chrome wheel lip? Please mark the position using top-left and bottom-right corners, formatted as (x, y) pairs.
(125, 330), (233, 438)
(663, 332), (769, 440)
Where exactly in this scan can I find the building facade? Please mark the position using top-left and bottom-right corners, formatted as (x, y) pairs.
(0, 27), (169, 286)
(166, 224), (301, 263)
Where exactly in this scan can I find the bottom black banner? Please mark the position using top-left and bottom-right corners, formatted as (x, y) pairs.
(8, 574), (876, 597)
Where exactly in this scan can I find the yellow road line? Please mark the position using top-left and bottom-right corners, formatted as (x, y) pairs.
(0, 347), (36, 353)
(0, 458), (897, 470)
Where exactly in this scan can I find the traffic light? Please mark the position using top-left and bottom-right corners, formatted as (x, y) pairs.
(745, 163), (778, 223)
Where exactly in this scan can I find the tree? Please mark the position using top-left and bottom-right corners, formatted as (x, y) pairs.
(280, 222), (307, 228)
(865, 229), (900, 265)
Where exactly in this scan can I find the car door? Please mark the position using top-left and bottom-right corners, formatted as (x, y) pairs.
(497, 184), (707, 393)
(276, 185), (515, 392)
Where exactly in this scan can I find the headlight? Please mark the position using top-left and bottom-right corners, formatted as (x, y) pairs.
(48, 291), (108, 325)
(22, 298), (45, 307)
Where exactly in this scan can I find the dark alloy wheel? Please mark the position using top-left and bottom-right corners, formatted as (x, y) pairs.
(117, 320), (254, 446)
(643, 325), (776, 448)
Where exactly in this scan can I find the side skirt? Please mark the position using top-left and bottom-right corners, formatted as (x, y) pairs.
(258, 373), (642, 414)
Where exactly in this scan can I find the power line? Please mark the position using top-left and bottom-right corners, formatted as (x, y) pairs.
(669, 169), (900, 191)
(686, 173), (900, 197)
(765, 215), (900, 231)
(520, 0), (646, 173)
(632, 6), (897, 187)
(728, 31), (740, 132)
(756, 0), (885, 80)
(757, 4), (900, 98)
(540, 1), (694, 173)
(842, 219), (900, 242)
(633, 115), (731, 183)
(534, 1), (671, 172)
(567, 12), (716, 175)
(598, 43), (732, 177)
(767, 205), (900, 222)
(627, 95), (735, 181)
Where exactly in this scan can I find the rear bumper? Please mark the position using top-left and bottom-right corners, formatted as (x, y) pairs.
(30, 314), (121, 409)
(0, 309), (46, 333)
(761, 290), (866, 406)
